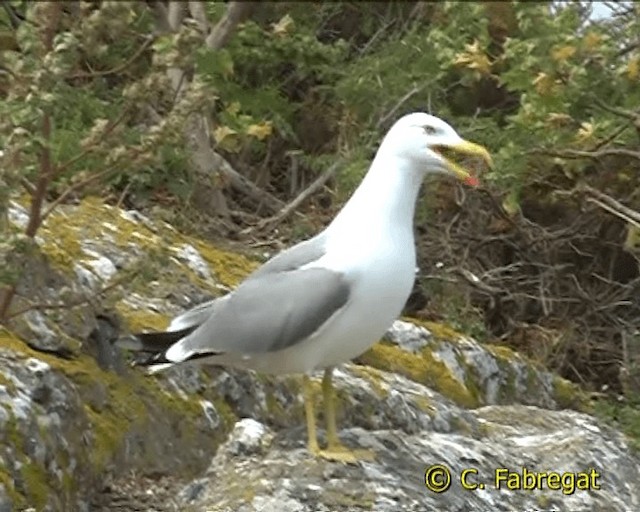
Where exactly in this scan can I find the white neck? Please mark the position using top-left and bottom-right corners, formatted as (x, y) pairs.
(327, 149), (424, 236)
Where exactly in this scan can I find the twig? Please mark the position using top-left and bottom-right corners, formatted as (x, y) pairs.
(376, 85), (423, 130)
(586, 198), (640, 230)
(206, 1), (256, 50)
(580, 185), (640, 228)
(259, 160), (341, 231)
(592, 123), (631, 150)
(210, 150), (285, 214)
(616, 42), (640, 58)
(188, 1), (210, 35)
(359, 20), (394, 56)
(41, 166), (119, 222)
(70, 36), (154, 79)
(454, 267), (503, 295)
(20, 177), (35, 195)
(116, 181), (132, 209)
(532, 147), (640, 161)
(6, 273), (131, 319)
(53, 105), (131, 179)
(593, 97), (640, 122)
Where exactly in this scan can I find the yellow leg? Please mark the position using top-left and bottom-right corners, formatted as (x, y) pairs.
(302, 375), (321, 455)
(318, 367), (375, 463)
(322, 367), (340, 447)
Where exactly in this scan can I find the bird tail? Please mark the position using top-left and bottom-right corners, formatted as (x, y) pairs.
(115, 326), (197, 372)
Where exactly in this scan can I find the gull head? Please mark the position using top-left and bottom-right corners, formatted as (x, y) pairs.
(382, 112), (492, 186)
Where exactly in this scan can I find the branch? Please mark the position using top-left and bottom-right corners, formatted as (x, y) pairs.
(20, 177), (35, 195)
(152, 1), (260, 218)
(2, 3), (62, 324)
(206, 146), (285, 214)
(39, 2), (62, 51)
(70, 36), (154, 79)
(532, 147), (640, 161)
(25, 3), (62, 238)
(6, 273), (131, 320)
(2, 3), (23, 29)
(593, 97), (640, 123)
(26, 112), (52, 237)
(188, 1), (210, 35)
(168, 1), (185, 31)
(53, 105), (131, 179)
(149, 1), (171, 32)
(258, 160), (341, 231)
(41, 166), (119, 223)
(206, 1), (256, 50)
(376, 85), (423, 130)
(580, 186), (640, 229)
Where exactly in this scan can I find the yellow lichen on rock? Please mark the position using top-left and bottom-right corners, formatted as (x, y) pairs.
(552, 375), (587, 410)
(358, 342), (478, 408)
(0, 327), (234, 509)
(114, 307), (169, 333)
(36, 197), (256, 291)
(349, 365), (390, 399)
(418, 320), (464, 341)
(191, 239), (257, 288)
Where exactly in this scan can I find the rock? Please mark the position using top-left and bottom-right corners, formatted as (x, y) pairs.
(359, 320), (573, 410)
(180, 365), (640, 512)
(2, 198), (638, 511)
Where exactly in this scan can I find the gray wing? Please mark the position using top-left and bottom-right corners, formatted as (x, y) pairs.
(167, 266), (350, 361)
(246, 232), (328, 279)
(167, 298), (218, 331)
(165, 232), (328, 332)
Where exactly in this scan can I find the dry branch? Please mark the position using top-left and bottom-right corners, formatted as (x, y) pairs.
(152, 1), (263, 220)
(206, 2), (256, 50)
(70, 36), (154, 79)
(1, 2), (62, 323)
(258, 161), (341, 231)
(376, 85), (423, 129)
(533, 147), (640, 161)
(417, 182), (640, 391)
(580, 185), (640, 229)
(188, 122), (285, 214)
(188, 1), (210, 35)
(6, 273), (130, 320)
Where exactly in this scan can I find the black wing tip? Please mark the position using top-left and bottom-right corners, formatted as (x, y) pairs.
(114, 325), (197, 355)
(130, 347), (224, 368)
(132, 351), (171, 368)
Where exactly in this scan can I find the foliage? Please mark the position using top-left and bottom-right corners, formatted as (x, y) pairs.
(594, 396), (640, 451)
(0, 1), (639, 411)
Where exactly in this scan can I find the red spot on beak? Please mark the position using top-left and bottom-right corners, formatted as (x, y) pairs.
(464, 175), (480, 187)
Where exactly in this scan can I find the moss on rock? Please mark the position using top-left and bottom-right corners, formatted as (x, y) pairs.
(553, 375), (588, 410)
(0, 328), (232, 510)
(358, 342), (478, 408)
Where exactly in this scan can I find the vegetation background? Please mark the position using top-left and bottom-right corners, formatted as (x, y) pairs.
(0, 1), (639, 440)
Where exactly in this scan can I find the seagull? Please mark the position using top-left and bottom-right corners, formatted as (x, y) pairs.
(119, 113), (492, 463)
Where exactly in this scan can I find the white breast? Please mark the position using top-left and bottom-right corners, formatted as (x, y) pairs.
(270, 225), (417, 372)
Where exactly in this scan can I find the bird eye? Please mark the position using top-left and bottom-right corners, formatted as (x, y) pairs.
(423, 125), (437, 135)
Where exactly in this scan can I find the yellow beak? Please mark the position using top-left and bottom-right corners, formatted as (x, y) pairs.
(431, 140), (492, 186)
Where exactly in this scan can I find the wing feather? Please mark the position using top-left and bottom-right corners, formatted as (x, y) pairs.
(165, 267), (350, 362)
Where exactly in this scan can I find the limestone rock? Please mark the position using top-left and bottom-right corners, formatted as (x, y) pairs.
(2, 198), (638, 511)
(181, 368), (639, 512)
